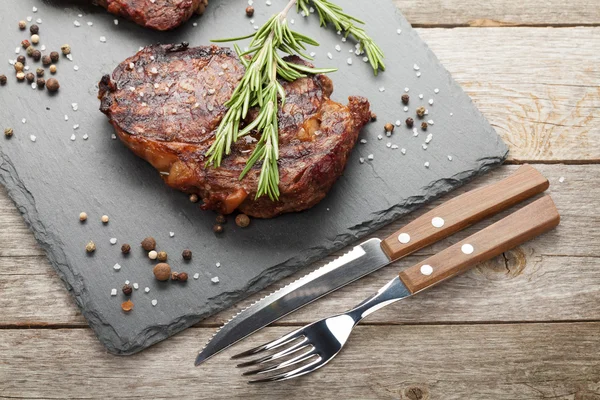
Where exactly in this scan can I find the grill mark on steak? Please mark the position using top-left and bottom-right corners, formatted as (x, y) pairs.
(95, 0), (208, 30)
(99, 44), (371, 218)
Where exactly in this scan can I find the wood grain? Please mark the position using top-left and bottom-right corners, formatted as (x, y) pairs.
(394, 0), (600, 26)
(1, 324), (599, 399)
(2, 165), (598, 327)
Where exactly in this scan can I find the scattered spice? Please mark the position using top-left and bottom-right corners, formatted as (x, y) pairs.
(101, 215), (109, 224)
(36, 78), (45, 88)
(36, 68), (44, 77)
(30, 24), (39, 34)
(141, 237), (156, 251)
(182, 249), (192, 260)
(21, 39), (31, 49)
(17, 55), (26, 64)
(121, 243), (131, 254)
(235, 214), (250, 228)
(16, 72), (25, 81)
(50, 51), (59, 63)
(19, 21), (27, 30)
(121, 299), (134, 312)
(42, 55), (52, 66)
(401, 94), (409, 105)
(416, 106), (426, 118)
(0, 75), (7, 85)
(49, 65), (57, 74)
(122, 284), (133, 295)
(85, 241), (96, 253)
(14, 62), (24, 72)
(213, 224), (224, 234)
(216, 214), (227, 224)
(25, 73), (35, 83)
(46, 78), (59, 91)
(61, 44), (71, 55)
(246, 6), (255, 16)
(370, 112), (377, 121)
(153, 263), (171, 281)
(406, 117), (414, 128)
(31, 34), (40, 44)
(148, 250), (158, 260)
(4, 128), (14, 138)
(157, 251), (168, 262)
(32, 50), (41, 61)
(172, 272), (189, 282)
(189, 193), (199, 203)
(421, 122), (428, 130)
(384, 123), (394, 133)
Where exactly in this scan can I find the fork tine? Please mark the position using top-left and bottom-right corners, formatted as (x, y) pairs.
(242, 348), (318, 376)
(232, 327), (304, 359)
(236, 338), (310, 368)
(247, 356), (324, 384)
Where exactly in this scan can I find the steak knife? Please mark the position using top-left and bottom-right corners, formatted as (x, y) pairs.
(195, 165), (549, 365)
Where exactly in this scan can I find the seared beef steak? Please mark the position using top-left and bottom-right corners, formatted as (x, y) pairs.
(96, 0), (208, 31)
(99, 44), (371, 218)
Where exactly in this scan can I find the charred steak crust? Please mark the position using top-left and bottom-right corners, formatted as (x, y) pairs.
(99, 44), (371, 218)
(96, 0), (208, 31)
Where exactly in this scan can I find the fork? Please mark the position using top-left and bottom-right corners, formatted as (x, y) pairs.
(233, 195), (560, 382)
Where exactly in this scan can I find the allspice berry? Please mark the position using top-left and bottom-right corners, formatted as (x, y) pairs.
(85, 241), (96, 253)
(235, 214), (250, 228)
(384, 123), (394, 133)
(216, 214), (227, 224)
(141, 237), (156, 251)
(246, 6), (254, 17)
(121, 243), (131, 254)
(61, 44), (71, 55)
(182, 249), (192, 260)
(401, 94), (410, 104)
(122, 284), (133, 295)
(157, 251), (168, 262)
(50, 51), (59, 63)
(36, 78), (45, 88)
(46, 78), (59, 92)
(42, 55), (52, 66)
(153, 263), (171, 281)
(25, 73), (35, 83)
(406, 117), (414, 128)
(416, 106), (426, 118)
(213, 224), (224, 234)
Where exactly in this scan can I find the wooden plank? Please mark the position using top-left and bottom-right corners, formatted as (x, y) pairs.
(394, 0), (600, 26)
(1, 165), (598, 327)
(1, 324), (599, 399)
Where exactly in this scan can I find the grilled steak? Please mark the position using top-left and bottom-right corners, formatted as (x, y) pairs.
(98, 44), (371, 218)
(96, 0), (208, 30)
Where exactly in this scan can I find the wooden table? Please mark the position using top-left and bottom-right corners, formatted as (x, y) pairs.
(1, 1), (599, 398)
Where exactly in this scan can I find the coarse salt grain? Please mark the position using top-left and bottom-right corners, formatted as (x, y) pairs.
(391, 145), (399, 149)
(74, 65), (79, 71)
(74, 21), (81, 27)
(413, 64), (420, 71)
(419, 94), (423, 99)
(359, 157), (365, 164)
(559, 176), (565, 183)
(427, 119), (434, 125)
(422, 144), (428, 150)
(31, 82), (37, 90)
(125, 280), (130, 285)
(401, 148), (406, 154)
(15, 47), (21, 54)
(67, 54), (73, 61)
(360, 139), (367, 144)
(73, 124), (79, 130)
(404, 87), (409, 92)
(327, 52), (333, 59)
(151, 67), (158, 74)
(429, 99), (434, 105)
(87, 21), (93, 26)
(216, 262), (221, 268)
(27, 16), (32, 22)
(211, 276), (220, 283)
(110, 238), (117, 245)
(36, 18), (42, 24)
(434, 88), (440, 94)
(22, 118), (27, 124)
(33, 6), (38, 12)
(151, 299), (158, 306)
(83, 134), (89, 140)
(310, 52), (316, 57)
(132, 283), (139, 290)
(425, 133), (433, 144)
(367, 154), (374, 160)
(169, 232), (175, 237)
(416, 72), (421, 77)
(404, 106), (409, 112)
(114, 19), (119, 25)
(113, 263), (121, 271)
(335, 45), (341, 52)
(65, 115), (69, 121)
(395, 120), (401, 126)
(193, 273), (200, 280)
(379, 87), (385, 92)
(111, 134), (117, 140)
(424, 161), (430, 168)
(70, 134), (76, 141)
(347, 58), (353, 65)
(397, 28), (402, 34)
(377, 134), (383, 140)
(386, 142), (391, 148)
(100, 36), (107, 43)
(447, 155), (453, 161)
(111, 289), (117, 296)
(145, 287), (150, 293)
(363, 57), (369, 62)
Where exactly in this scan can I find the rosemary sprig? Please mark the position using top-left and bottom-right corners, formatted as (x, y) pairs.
(297, 0), (385, 74)
(207, 0), (384, 200)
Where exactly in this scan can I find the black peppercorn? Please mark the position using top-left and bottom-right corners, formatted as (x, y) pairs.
(17, 55), (26, 64)
(25, 73), (35, 83)
(122, 284), (133, 295)
(0, 75), (7, 85)
(246, 6), (255, 17)
(50, 51), (59, 63)
(406, 117), (414, 128)
(213, 224), (224, 234)
(121, 243), (131, 254)
(216, 214), (227, 224)
(36, 68), (44, 77)
(182, 249), (192, 260)
(416, 106), (426, 118)
(46, 78), (59, 92)
(421, 122), (428, 130)
(36, 78), (45, 88)
(32, 50), (41, 61)
(30, 24), (39, 34)
(401, 94), (409, 105)
(42, 55), (52, 66)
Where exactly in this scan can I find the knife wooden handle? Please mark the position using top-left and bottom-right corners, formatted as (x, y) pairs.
(381, 164), (549, 261)
(398, 195), (559, 294)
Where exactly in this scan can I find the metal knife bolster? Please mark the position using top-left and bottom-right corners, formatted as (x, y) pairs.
(196, 165), (549, 365)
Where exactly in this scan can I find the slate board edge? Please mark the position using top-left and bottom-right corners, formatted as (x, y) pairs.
(0, 146), (506, 355)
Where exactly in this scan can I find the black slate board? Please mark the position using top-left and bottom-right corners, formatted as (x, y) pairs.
(0, 0), (507, 354)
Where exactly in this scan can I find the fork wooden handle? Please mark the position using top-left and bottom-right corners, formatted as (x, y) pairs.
(398, 195), (560, 294)
(381, 164), (549, 261)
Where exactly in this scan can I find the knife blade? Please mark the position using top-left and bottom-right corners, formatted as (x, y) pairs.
(195, 164), (549, 365)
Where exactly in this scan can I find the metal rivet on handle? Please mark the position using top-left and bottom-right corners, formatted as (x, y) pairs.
(431, 217), (445, 228)
(461, 244), (474, 254)
(420, 264), (433, 275)
(398, 233), (411, 244)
